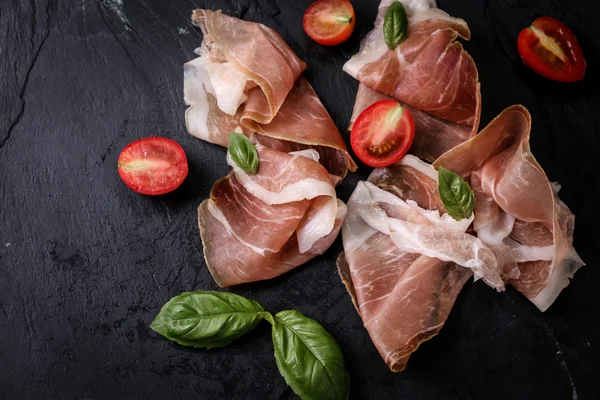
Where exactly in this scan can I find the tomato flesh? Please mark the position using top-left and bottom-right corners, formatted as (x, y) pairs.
(303, 0), (355, 46)
(351, 100), (415, 168)
(118, 137), (188, 195)
(517, 16), (586, 82)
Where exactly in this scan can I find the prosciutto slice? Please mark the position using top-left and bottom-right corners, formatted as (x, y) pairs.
(191, 9), (305, 120)
(338, 155), (499, 372)
(343, 0), (481, 161)
(434, 105), (584, 311)
(198, 146), (346, 287)
(184, 9), (356, 179)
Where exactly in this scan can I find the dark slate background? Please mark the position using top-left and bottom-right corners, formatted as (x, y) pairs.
(1, 0), (599, 399)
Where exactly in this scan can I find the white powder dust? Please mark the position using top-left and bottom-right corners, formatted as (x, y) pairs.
(98, 0), (131, 30)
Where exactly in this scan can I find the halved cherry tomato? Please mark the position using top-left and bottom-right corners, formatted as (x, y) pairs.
(351, 100), (415, 168)
(118, 137), (188, 195)
(303, 0), (355, 46)
(517, 16), (586, 82)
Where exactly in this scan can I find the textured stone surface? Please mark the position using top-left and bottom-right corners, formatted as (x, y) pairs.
(1, 0), (599, 399)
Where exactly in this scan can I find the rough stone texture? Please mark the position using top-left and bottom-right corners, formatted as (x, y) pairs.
(0, 0), (599, 399)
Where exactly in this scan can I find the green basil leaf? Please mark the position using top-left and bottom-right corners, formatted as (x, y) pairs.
(268, 310), (349, 400)
(383, 1), (409, 50)
(438, 166), (475, 221)
(228, 131), (259, 174)
(150, 291), (266, 349)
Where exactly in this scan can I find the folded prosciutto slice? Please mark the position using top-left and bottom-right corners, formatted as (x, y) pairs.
(198, 146), (346, 287)
(338, 155), (500, 372)
(184, 9), (356, 179)
(343, 0), (481, 161)
(434, 105), (584, 311)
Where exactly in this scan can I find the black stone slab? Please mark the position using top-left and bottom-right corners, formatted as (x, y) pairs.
(1, 0), (599, 399)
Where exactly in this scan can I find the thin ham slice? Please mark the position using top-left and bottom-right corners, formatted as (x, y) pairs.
(345, 177), (502, 289)
(184, 10), (356, 179)
(184, 55), (251, 147)
(338, 155), (500, 372)
(192, 9), (305, 120)
(198, 146), (346, 286)
(249, 77), (357, 178)
(434, 105), (584, 311)
(343, 0), (481, 161)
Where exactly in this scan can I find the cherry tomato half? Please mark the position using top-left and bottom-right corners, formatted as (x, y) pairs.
(517, 16), (586, 82)
(350, 100), (415, 168)
(303, 0), (356, 46)
(118, 137), (188, 195)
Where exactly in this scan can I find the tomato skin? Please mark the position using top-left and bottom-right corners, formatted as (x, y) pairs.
(303, 0), (356, 46)
(517, 16), (586, 82)
(118, 137), (188, 196)
(351, 100), (415, 168)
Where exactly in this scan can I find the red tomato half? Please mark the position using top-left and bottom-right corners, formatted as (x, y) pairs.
(517, 16), (586, 82)
(303, 0), (355, 46)
(351, 100), (415, 168)
(118, 137), (188, 195)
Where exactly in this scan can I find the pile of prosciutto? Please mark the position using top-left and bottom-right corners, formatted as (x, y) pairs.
(199, 145), (345, 287)
(185, 9), (355, 286)
(335, 0), (582, 372)
(184, 9), (356, 180)
(184, 1), (583, 372)
(434, 106), (584, 311)
(339, 106), (583, 371)
(343, 0), (481, 161)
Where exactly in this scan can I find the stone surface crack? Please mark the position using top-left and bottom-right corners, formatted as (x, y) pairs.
(538, 317), (578, 400)
(0, 303), (8, 320)
(96, 1), (148, 82)
(259, 0), (281, 18)
(239, 2), (251, 20)
(0, 0), (53, 151)
(97, 0), (131, 31)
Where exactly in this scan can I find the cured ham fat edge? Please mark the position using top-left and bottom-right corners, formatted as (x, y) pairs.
(184, 9), (356, 180)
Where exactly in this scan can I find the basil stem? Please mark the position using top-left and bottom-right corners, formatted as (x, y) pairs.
(152, 293), (351, 399)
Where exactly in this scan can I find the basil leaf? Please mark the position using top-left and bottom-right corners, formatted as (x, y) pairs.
(150, 291), (266, 349)
(383, 1), (409, 50)
(438, 166), (475, 221)
(268, 310), (350, 400)
(228, 131), (259, 174)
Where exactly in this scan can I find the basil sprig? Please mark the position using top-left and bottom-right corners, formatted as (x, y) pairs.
(267, 310), (350, 400)
(150, 291), (267, 348)
(438, 166), (475, 221)
(228, 131), (259, 174)
(152, 291), (350, 400)
(383, 1), (409, 50)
